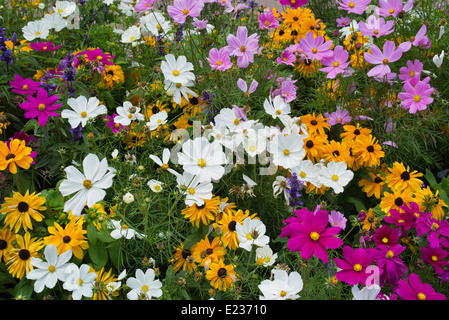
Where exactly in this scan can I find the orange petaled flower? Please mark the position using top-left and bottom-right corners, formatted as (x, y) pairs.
(192, 236), (226, 267)
(0, 139), (34, 174)
(351, 134), (384, 168)
(300, 113), (331, 135)
(0, 227), (16, 263)
(384, 162), (424, 193)
(206, 259), (238, 292)
(7, 232), (44, 279)
(172, 242), (198, 273)
(181, 196), (222, 227)
(358, 170), (386, 199)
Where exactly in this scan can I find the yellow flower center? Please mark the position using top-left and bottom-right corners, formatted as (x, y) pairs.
(188, 187), (195, 195)
(374, 30), (379, 35)
(36, 31), (40, 35)
(382, 58), (389, 65)
(183, 9), (189, 15)
(265, 20), (270, 26)
(256, 257), (264, 265)
(246, 233), (253, 240)
(156, 24), (161, 29)
(162, 163), (169, 170)
(234, 118), (240, 125)
(418, 293), (426, 300)
(264, 257), (271, 263)
(38, 103), (46, 111)
(382, 237), (389, 244)
(173, 70), (179, 76)
(276, 109), (282, 115)
(409, 71), (415, 77)
(280, 290), (287, 297)
(386, 250), (394, 258)
(48, 265), (56, 272)
(240, 46), (246, 52)
(249, 146), (256, 152)
(333, 61), (340, 67)
(348, 2), (355, 8)
(312, 48), (318, 53)
(97, 55), (103, 60)
(310, 231), (320, 241)
(43, 46), (47, 50)
(176, 83), (182, 88)
(389, 8), (395, 14)
(216, 60), (222, 66)
(77, 278), (84, 286)
(22, 85), (28, 90)
(83, 179), (92, 189)
(332, 174), (339, 181)
(130, 36), (135, 41)
(300, 171), (307, 178)
(80, 111), (87, 118)
(122, 224), (128, 230)
(142, 285), (149, 292)
(128, 113), (133, 119)
(414, 95), (421, 102)
(431, 255), (438, 262)
(197, 158), (206, 168)
(431, 222), (439, 230)
(353, 263), (362, 272)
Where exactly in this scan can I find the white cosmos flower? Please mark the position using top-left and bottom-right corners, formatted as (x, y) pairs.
(169, 170), (213, 206)
(109, 219), (142, 240)
(59, 153), (116, 216)
(318, 160), (354, 194)
(121, 25), (141, 44)
(433, 50), (444, 68)
(63, 264), (97, 300)
(258, 270), (303, 300)
(268, 133), (306, 169)
(146, 110), (168, 131)
(61, 95), (107, 128)
(352, 285), (383, 300)
(161, 54), (195, 85)
(114, 101), (145, 126)
(164, 79), (198, 105)
(123, 192), (134, 204)
(43, 12), (67, 32)
(126, 268), (163, 300)
(235, 217), (270, 251)
(149, 148), (171, 170)
(272, 175), (290, 203)
(255, 245), (278, 267)
(22, 19), (52, 41)
(26, 245), (74, 293)
(177, 137), (228, 183)
(290, 159), (322, 187)
(142, 11), (172, 36)
(243, 129), (267, 157)
(148, 179), (164, 193)
(53, 1), (77, 17)
(264, 95), (291, 119)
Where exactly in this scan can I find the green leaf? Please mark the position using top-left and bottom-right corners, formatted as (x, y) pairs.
(88, 241), (109, 270)
(343, 196), (366, 213)
(182, 224), (210, 249)
(87, 223), (98, 245)
(425, 169), (438, 187)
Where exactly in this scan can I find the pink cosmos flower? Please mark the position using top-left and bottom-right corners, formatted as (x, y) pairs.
(422, 245), (449, 275)
(334, 246), (378, 286)
(396, 273), (446, 300)
(397, 80), (434, 114)
(364, 40), (403, 78)
(206, 47), (232, 71)
(298, 32), (333, 61)
(280, 208), (344, 263)
(29, 41), (61, 51)
(79, 48), (115, 66)
(399, 59), (423, 83)
(135, 0), (157, 12)
(279, 0), (308, 9)
(415, 212), (449, 248)
(336, 0), (371, 14)
(9, 75), (41, 95)
(18, 88), (62, 127)
(358, 15), (394, 38)
(319, 45), (351, 79)
(225, 26), (259, 68)
(192, 17), (208, 30)
(377, 0), (414, 18)
(274, 78), (298, 103)
(412, 24), (431, 48)
(167, 0), (204, 24)
(375, 244), (408, 286)
(328, 210), (347, 230)
(276, 49), (296, 66)
(258, 10), (279, 30)
(237, 78), (258, 97)
(324, 108), (352, 125)
(336, 17), (351, 27)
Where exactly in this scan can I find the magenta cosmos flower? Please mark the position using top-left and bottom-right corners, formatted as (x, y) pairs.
(375, 244), (408, 286)
(415, 212), (449, 248)
(299, 32), (333, 62)
(364, 40), (403, 78)
(399, 59), (423, 83)
(377, 0), (414, 18)
(422, 245), (449, 275)
(280, 208), (343, 263)
(9, 75), (41, 95)
(397, 79), (434, 114)
(106, 113), (128, 134)
(167, 0), (204, 24)
(19, 88), (62, 126)
(319, 45), (350, 79)
(258, 10), (279, 30)
(334, 246), (378, 286)
(206, 47), (232, 71)
(79, 48), (115, 66)
(277, 49), (296, 66)
(225, 26), (259, 68)
(336, 0), (371, 14)
(396, 273), (446, 300)
(29, 41), (61, 51)
(135, 0), (158, 12)
(358, 15), (394, 38)
(279, 0), (308, 9)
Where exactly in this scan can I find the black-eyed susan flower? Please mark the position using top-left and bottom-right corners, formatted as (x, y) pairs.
(192, 236), (226, 267)
(0, 139), (34, 174)
(44, 215), (89, 260)
(206, 259), (237, 292)
(384, 162), (424, 193)
(358, 170), (386, 199)
(0, 227), (16, 263)
(351, 134), (384, 168)
(91, 267), (119, 300)
(414, 186), (448, 220)
(218, 209), (255, 250)
(7, 232), (44, 279)
(302, 132), (327, 162)
(172, 242), (198, 273)
(301, 113), (331, 135)
(1, 190), (46, 233)
(181, 196), (222, 227)
(380, 189), (415, 214)
(340, 123), (372, 144)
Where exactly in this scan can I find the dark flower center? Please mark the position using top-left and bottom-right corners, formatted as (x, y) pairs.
(394, 197), (404, 206)
(310, 120), (318, 126)
(353, 129), (360, 135)
(332, 150), (340, 157)
(306, 140), (314, 148)
(63, 236), (71, 243)
(19, 249), (30, 260)
(152, 106), (160, 114)
(400, 171), (410, 181)
(206, 248), (213, 255)
(217, 268), (227, 278)
(366, 146), (375, 152)
(0, 239), (7, 250)
(181, 249), (191, 260)
(189, 97), (199, 105)
(5, 153), (15, 161)
(228, 220), (237, 232)
(17, 201), (29, 213)
(374, 177), (383, 183)
(196, 202), (206, 209)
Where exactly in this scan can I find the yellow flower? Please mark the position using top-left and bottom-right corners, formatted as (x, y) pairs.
(358, 169), (386, 199)
(320, 140), (351, 165)
(414, 186), (448, 220)
(300, 113), (331, 135)
(206, 259), (237, 292)
(181, 196), (222, 227)
(340, 123), (372, 144)
(351, 134), (384, 168)
(380, 189), (415, 214)
(360, 208), (379, 231)
(0, 227), (16, 263)
(172, 242), (197, 273)
(44, 215), (89, 260)
(1, 190), (46, 233)
(100, 64), (125, 89)
(302, 132), (327, 162)
(0, 139), (34, 174)
(91, 267), (119, 300)
(218, 209), (254, 250)
(384, 162), (424, 193)
(7, 232), (44, 279)
(192, 236), (226, 267)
